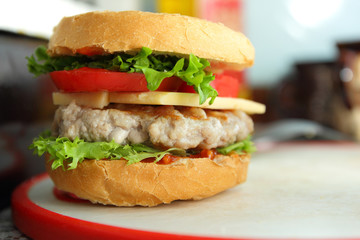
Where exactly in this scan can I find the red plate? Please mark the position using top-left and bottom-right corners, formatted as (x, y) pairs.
(11, 142), (360, 240)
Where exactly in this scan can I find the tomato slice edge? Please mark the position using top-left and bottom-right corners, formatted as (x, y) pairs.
(50, 67), (242, 98)
(50, 67), (182, 92)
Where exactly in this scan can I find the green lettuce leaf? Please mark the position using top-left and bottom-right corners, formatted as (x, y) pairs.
(26, 46), (217, 104)
(216, 136), (256, 155)
(29, 131), (186, 170)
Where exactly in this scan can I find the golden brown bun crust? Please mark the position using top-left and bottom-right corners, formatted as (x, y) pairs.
(46, 154), (250, 207)
(48, 11), (254, 70)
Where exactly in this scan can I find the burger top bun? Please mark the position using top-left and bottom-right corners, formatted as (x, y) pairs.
(48, 11), (255, 70)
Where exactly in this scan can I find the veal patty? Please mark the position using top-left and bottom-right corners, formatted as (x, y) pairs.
(53, 102), (254, 149)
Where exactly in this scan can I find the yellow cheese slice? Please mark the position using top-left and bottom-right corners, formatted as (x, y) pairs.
(53, 91), (266, 114)
(109, 92), (266, 114)
(53, 92), (109, 109)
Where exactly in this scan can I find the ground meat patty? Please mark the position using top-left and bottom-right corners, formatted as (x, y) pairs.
(52, 102), (254, 150)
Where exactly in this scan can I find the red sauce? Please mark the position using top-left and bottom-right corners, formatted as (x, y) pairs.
(158, 154), (179, 164)
(140, 154), (177, 164)
(190, 149), (217, 160)
(53, 187), (89, 203)
(141, 149), (217, 165)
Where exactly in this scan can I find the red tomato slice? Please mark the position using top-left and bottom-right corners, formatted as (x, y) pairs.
(178, 73), (240, 98)
(50, 67), (183, 92)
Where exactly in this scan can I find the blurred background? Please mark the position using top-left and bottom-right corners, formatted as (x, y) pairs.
(1, 0), (360, 209)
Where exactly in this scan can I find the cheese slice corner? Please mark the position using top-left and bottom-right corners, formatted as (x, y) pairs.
(53, 91), (109, 109)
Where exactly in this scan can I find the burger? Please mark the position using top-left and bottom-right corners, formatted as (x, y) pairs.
(28, 11), (265, 207)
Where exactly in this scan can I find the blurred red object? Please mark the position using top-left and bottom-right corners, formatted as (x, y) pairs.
(198, 0), (251, 99)
(198, 0), (243, 31)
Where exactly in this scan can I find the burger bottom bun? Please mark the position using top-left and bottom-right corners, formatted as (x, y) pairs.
(45, 154), (250, 207)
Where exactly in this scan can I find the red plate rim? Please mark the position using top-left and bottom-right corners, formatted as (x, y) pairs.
(11, 173), (257, 240)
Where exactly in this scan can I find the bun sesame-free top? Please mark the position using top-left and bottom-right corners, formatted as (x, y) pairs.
(48, 11), (254, 70)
